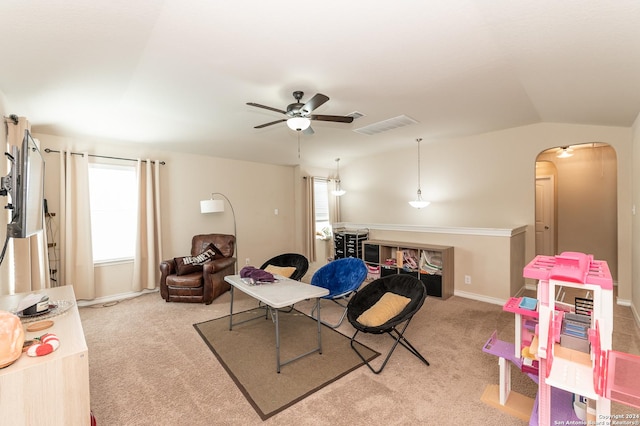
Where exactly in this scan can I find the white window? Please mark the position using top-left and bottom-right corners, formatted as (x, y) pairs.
(88, 163), (137, 263)
(314, 179), (332, 238)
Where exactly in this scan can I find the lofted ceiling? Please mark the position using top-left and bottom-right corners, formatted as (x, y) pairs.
(1, 1), (639, 169)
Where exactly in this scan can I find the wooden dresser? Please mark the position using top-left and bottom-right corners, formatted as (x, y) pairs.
(0, 285), (90, 425)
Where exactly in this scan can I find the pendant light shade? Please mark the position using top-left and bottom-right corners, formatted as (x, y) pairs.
(331, 158), (346, 196)
(409, 138), (430, 209)
(409, 190), (430, 209)
(287, 117), (311, 131)
(557, 146), (574, 158)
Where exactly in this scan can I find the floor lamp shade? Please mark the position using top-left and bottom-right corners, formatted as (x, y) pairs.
(200, 199), (225, 214)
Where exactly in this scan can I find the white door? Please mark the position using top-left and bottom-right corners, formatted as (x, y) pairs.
(535, 175), (555, 255)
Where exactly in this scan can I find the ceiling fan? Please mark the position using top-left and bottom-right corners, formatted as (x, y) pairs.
(247, 91), (354, 134)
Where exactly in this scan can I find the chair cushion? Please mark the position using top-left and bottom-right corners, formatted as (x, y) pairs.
(264, 264), (297, 278)
(356, 292), (411, 327)
(174, 244), (219, 275)
(166, 272), (203, 288)
(259, 253), (309, 281)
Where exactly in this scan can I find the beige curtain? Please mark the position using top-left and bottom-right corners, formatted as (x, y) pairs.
(0, 117), (49, 295)
(59, 151), (95, 299)
(132, 159), (162, 291)
(303, 176), (316, 262)
(328, 179), (341, 224)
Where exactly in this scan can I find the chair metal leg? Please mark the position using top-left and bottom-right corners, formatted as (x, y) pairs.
(310, 296), (351, 328)
(390, 327), (430, 366)
(350, 318), (429, 374)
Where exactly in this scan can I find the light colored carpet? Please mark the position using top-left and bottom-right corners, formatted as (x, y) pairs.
(78, 288), (640, 425)
(193, 307), (378, 420)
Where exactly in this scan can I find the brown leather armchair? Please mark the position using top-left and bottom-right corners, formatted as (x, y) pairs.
(159, 234), (236, 304)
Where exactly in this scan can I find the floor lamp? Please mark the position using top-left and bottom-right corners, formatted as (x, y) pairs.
(200, 193), (237, 272)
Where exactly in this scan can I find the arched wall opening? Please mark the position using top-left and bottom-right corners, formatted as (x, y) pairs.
(535, 143), (618, 281)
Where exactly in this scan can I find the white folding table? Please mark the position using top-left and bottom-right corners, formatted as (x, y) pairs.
(224, 274), (329, 373)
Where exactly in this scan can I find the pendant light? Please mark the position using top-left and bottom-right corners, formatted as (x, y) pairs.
(331, 158), (346, 196)
(557, 146), (574, 158)
(409, 138), (430, 209)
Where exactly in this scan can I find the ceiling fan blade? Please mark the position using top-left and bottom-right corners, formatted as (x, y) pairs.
(300, 93), (329, 115)
(309, 114), (354, 123)
(254, 119), (287, 129)
(247, 102), (287, 115)
(303, 126), (315, 135)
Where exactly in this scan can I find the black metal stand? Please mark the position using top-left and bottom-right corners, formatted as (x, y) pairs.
(350, 318), (429, 374)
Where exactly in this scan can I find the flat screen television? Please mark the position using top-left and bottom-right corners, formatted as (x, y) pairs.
(3, 129), (45, 238)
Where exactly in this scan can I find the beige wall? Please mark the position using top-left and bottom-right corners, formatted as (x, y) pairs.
(338, 123), (634, 306)
(36, 133), (300, 300)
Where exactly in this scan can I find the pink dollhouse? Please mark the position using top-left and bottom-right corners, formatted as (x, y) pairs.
(483, 251), (640, 425)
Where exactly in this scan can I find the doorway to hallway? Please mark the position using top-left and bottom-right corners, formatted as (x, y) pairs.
(534, 143), (618, 280)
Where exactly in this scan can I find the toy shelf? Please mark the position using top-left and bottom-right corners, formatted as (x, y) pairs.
(361, 239), (453, 299)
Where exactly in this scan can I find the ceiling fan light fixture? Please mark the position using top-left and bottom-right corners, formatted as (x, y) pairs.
(248, 91), (352, 132)
(287, 116), (311, 131)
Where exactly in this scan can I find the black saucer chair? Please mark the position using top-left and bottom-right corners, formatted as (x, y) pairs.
(259, 253), (309, 281)
(346, 274), (430, 374)
(258, 253), (310, 315)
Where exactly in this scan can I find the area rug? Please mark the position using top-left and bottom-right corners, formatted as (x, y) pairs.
(194, 308), (379, 420)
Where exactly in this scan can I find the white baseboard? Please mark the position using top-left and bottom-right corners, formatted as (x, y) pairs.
(76, 288), (159, 307)
(454, 289), (506, 306)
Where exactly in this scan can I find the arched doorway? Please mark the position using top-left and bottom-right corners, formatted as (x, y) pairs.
(535, 143), (618, 281)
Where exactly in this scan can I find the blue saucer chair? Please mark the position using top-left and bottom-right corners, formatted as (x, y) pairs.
(310, 257), (368, 328)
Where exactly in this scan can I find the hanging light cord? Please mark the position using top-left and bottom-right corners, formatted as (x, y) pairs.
(416, 138), (423, 194)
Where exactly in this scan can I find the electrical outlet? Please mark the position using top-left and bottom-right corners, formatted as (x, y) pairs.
(464, 275), (471, 285)
(245, 258), (250, 265)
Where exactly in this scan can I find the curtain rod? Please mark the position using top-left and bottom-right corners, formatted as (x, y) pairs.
(43, 148), (165, 165)
(303, 176), (332, 181)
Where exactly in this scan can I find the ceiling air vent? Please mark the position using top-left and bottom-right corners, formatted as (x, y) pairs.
(354, 114), (419, 136)
(347, 111), (365, 120)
